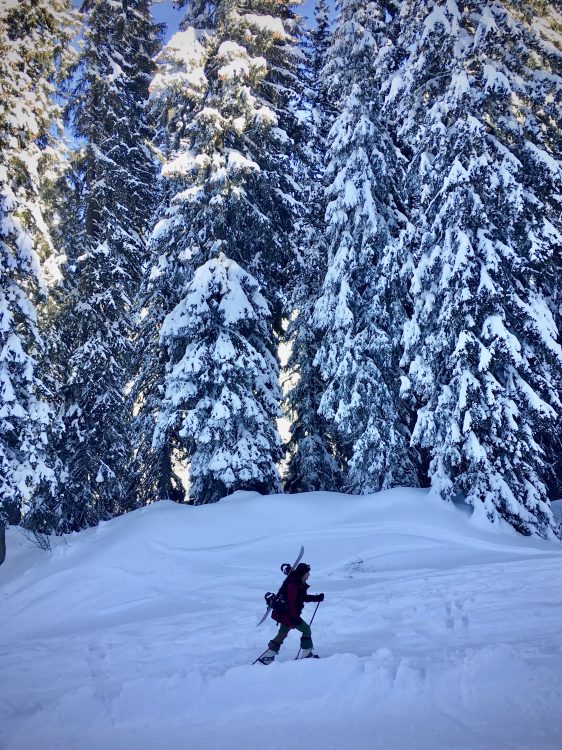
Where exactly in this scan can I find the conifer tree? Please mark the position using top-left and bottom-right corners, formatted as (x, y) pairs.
(54, 0), (161, 530)
(143, 0), (306, 504)
(0, 0), (78, 539)
(390, 0), (562, 537)
(131, 15), (215, 506)
(518, 1), (562, 501)
(308, 0), (332, 144)
(312, 0), (418, 494)
(155, 253), (283, 503)
(284, 0), (341, 493)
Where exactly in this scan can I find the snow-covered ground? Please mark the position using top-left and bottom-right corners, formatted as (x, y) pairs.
(1, 489), (561, 750)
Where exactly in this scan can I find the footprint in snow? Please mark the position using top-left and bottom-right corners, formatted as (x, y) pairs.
(445, 600), (469, 630)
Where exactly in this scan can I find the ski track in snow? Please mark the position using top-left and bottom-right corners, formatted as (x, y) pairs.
(1, 489), (561, 750)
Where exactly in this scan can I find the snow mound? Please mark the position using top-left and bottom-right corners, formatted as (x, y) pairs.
(1, 488), (561, 750)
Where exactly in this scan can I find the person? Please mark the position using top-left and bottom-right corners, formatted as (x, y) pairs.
(259, 562), (324, 664)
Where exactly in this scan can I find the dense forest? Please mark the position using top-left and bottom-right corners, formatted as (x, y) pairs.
(1, 0), (561, 554)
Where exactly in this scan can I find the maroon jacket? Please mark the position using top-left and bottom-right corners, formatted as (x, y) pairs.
(272, 574), (321, 628)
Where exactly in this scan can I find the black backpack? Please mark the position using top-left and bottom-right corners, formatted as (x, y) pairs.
(264, 563), (293, 613)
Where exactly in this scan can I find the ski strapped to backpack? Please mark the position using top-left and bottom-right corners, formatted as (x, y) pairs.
(256, 545), (304, 626)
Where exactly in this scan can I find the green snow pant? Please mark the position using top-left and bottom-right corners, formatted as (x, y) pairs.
(268, 618), (313, 653)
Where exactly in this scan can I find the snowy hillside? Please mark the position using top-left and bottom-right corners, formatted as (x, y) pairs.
(1, 489), (562, 750)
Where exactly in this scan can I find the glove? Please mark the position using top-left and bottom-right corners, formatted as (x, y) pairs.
(315, 593), (325, 602)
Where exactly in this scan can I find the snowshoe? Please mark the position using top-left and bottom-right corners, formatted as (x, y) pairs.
(257, 649), (276, 665)
(299, 649), (320, 659)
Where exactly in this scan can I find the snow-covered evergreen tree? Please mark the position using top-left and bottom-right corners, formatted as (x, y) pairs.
(0, 0), (78, 537)
(390, 0), (562, 537)
(308, 0), (332, 144)
(53, 0), (161, 530)
(284, 0), (341, 493)
(312, 0), (418, 494)
(516, 1), (562, 501)
(130, 20), (213, 507)
(142, 0), (306, 504)
(154, 254), (283, 503)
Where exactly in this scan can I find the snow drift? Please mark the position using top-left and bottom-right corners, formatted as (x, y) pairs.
(1, 488), (561, 750)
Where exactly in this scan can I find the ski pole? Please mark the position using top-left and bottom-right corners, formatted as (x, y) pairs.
(295, 600), (321, 660)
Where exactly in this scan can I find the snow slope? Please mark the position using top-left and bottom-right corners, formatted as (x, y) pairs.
(1, 489), (561, 750)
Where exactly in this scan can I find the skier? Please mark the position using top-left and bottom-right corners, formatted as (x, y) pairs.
(259, 562), (324, 664)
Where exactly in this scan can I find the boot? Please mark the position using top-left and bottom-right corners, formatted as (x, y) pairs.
(300, 648), (319, 659)
(258, 649), (277, 665)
